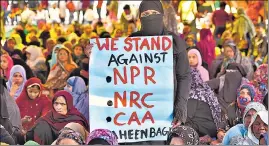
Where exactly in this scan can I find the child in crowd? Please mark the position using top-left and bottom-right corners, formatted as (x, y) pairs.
(16, 77), (51, 132)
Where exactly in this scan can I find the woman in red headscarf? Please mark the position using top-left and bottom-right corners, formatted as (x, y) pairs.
(0, 54), (14, 81)
(26, 90), (89, 145)
(197, 28), (216, 67)
(16, 77), (51, 132)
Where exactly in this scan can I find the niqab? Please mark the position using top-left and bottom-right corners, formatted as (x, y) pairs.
(139, 1), (165, 36)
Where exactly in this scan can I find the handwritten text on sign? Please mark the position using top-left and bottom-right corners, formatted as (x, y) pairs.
(89, 36), (174, 143)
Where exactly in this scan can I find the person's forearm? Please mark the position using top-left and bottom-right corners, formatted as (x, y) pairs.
(175, 73), (191, 123)
(206, 78), (220, 90)
(174, 52), (191, 123)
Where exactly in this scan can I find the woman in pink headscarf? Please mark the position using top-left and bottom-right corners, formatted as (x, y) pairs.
(197, 28), (216, 67)
(0, 54), (14, 81)
(188, 48), (209, 82)
(251, 64), (268, 103)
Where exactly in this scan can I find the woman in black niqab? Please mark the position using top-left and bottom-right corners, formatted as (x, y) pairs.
(207, 63), (248, 128)
(131, 0), (190, 124)
(128, 0), (191, 145)
(139, 1), (164, 36)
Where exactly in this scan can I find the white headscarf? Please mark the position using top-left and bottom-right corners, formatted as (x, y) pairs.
(228, 102), (266, 145)
(248, 110), (268, 144)
(25, 45), (46, 69)
(243, 102), (266, 126)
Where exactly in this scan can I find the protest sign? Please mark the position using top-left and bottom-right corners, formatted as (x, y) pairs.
(89, 36), (174, 143)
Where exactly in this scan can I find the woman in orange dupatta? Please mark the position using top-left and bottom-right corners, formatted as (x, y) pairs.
(44, 45), (77, 97)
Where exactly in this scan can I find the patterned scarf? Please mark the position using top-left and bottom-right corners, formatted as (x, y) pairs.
(87, 129), (118, 145)
(56, 127), (85, 145)
(237, 83), (256, 111)
(167, 125), (199, 145)
(190, 68), (222, 129)
(252, 64), (268, 103)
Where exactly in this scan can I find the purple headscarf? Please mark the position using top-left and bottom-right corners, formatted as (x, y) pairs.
(87, 129), (118, 145)
(64, 76), (89, 122)
(190, 68), (222, 129)
(188, 49), (209, 82)
(6, 65), (27, 99)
